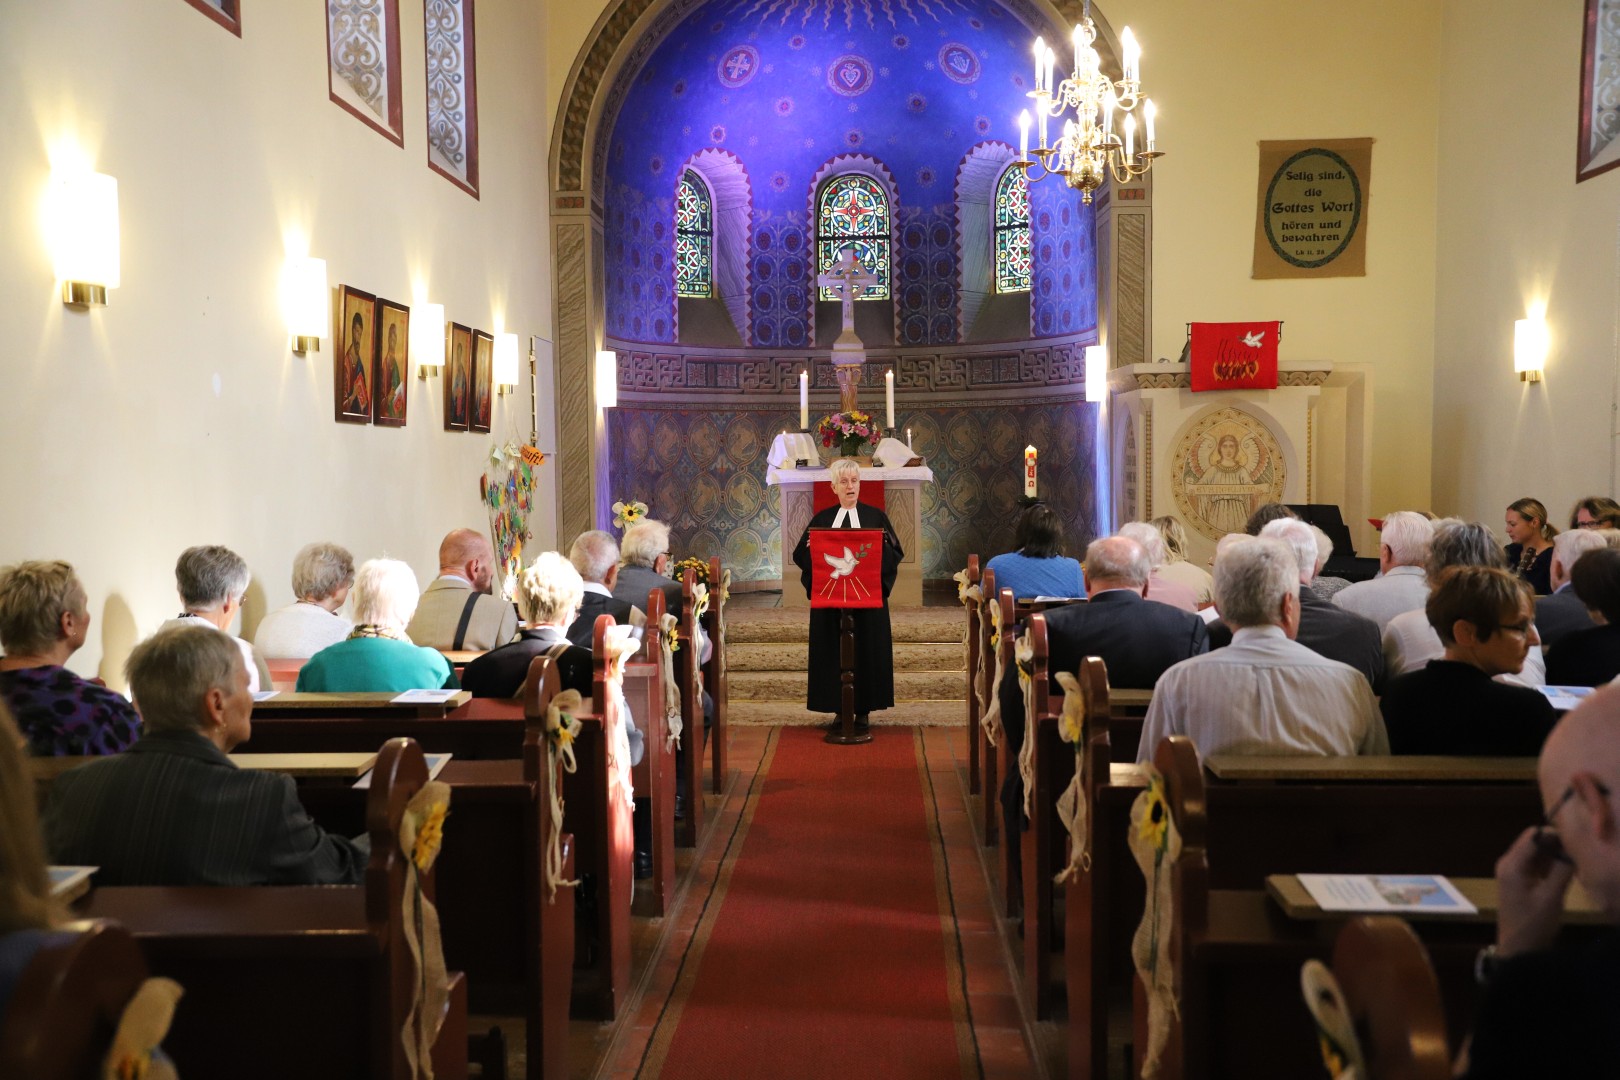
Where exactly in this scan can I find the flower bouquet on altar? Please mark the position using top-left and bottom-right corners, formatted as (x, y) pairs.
(815, 409), (878, 458)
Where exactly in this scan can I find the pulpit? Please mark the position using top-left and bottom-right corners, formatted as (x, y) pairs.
(768, 464), (934, 607)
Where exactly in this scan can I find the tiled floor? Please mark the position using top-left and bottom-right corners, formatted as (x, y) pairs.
(486, 723), (1052, 1079)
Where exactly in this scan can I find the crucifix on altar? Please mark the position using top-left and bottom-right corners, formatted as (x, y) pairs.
(816, 246), (878, 415)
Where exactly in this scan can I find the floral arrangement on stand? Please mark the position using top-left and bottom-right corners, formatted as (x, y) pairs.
(482, 442), (541, 602)
(671, 555), (710, 584)
(815, 410), (878, 458)
(611, 499), (649, 532)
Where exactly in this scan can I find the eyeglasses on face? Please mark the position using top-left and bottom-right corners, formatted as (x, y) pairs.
(1534, 779), (1614, 864)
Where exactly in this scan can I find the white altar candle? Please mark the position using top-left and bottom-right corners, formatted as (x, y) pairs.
(799, 370), (809, 430)
(907, 427), (913, 450)
(884, 370), (895, 429)
(1025, 445), (1038, 497)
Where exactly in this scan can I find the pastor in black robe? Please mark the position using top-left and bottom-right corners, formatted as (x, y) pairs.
(791, 501), (904, 715)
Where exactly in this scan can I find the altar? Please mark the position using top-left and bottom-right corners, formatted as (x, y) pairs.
(767, 464), (935, 608)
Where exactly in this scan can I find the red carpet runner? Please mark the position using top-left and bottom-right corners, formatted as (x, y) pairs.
(644, 727), (972, 1079)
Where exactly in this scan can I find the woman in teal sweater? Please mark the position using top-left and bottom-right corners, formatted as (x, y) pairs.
(297, 558), (457, 691)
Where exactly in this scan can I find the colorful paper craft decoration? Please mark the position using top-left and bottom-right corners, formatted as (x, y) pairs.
(808, 528), (884, 609)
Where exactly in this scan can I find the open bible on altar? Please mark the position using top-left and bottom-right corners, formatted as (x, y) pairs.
(1295, 873), (1477, 915)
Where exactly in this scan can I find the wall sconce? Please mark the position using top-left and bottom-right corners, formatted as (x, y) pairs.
(280, 255), (328, 354)
(415, 302), (445, 378)
(596, 349), (618, 409)
(1514, 317), (1548, 383)
(48, 169), (120, 306)
(494, 332), (519, 395)
(1085, 344), (1108, 402)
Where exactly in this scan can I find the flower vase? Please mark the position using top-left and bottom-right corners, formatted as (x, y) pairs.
(837, 437), (869, 464)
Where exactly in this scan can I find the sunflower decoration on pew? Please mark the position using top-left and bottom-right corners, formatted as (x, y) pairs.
(611, 499), (649, 532)
(665, 622), (681, 654)
(1129, 766), (1182, 1079)
(1053, 671), (1086, 746)
(545, 691), (583, 765)
(952, 566), (982, 607)
(1138, 773), (1171, 854)
(403, 784), (451, 874)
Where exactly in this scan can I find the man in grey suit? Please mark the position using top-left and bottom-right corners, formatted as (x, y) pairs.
(1261, 517), (1387, 694)
(405, 528), (519, 651)
(614, 519), (711, 664)
(1537, 528), (1606, 651)
(45, 624), (368, 886)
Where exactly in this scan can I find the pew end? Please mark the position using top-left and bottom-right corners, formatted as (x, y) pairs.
(1330, 917), (1451, 1080)
(0, 920), (151, 1080)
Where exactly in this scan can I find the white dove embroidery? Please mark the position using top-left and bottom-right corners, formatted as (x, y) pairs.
(1240, 330), (1266, 348)
(823, 546), (859, 579)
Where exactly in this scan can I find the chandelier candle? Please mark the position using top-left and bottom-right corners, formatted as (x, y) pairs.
(1025, 445), (1038, 497)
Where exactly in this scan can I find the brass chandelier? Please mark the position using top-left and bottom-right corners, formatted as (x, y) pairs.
(1017, 0), (1160, 203)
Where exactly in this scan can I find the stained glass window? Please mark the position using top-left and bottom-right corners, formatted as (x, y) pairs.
(994, 165), (1032, 293)
(816, 175), (890, 300)
(675, 170), (713, 299)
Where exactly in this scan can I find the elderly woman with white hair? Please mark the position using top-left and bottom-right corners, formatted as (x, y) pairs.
(1116, 522), (1199, 613)
(463, 551), (594, 700)
(252, 542), (355, 660)
(296, 559), (456, 691)
(790, 457), (903, 733)
(162, 545), (273, 692)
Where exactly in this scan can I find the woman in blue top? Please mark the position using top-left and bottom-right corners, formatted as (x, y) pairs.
(985, 504), (1086, 601)
(298, 559), (457, 692)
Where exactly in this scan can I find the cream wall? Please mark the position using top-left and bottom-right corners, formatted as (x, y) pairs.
(1433, 0), (1618, 529)
(0, 1), (554, 687)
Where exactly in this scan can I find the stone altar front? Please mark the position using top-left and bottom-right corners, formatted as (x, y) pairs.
(766, 464), (935, 607)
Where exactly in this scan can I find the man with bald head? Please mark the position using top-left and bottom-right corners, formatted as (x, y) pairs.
(405, 528), (519, 651)
(997, 535), (1209, 888)
(1464, 685), (1620, 1075)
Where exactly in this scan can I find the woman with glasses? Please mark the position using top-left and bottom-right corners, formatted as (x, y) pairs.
(1568, 495), (1620, 531)
(1546, 547), (1620, 687)
(1504, 497), (1558, 595)
(1380, 566), (1556, 756)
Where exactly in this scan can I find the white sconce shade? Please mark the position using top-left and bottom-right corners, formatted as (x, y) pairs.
(596, 349), (618, 409)
(494, 332), (520, 394)
(48, 169), (120, 305)
(414, 302), (445, 378)
(1514, 317), (1548, 383)
(1085, 344), (1108, 402)
(280, 256), (328, 354)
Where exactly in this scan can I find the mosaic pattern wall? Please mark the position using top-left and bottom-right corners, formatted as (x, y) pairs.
(604, 398), (1100, 583)
(600, 0), (1095, 347)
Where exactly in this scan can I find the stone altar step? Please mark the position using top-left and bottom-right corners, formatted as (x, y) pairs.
(727, 640), (964, 673)
(728, 669), (966, 703)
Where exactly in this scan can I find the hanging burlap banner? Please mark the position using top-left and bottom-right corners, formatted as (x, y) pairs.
(1129, 767), (1182, 1080)
(1252, 137), (1373, 280)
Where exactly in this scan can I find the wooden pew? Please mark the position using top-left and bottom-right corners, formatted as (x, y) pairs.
(0, 921), (151, 1080)
(626, 588), (676, 914)
(964, 554), (982, 796)
(704, 555), (729, 796)
(976, 566), (1001, 847)
(239, 691), (528, 760)
(77, 738), (470, 1079)
(1019, 613), (1075, 1020)
(675, 567), (704, 848)
(1135, 735), (1550, 1080)
(995, 585), (1021, 918)
(1321, 917), (1452, 1080)
(562, 614), (636, 1021)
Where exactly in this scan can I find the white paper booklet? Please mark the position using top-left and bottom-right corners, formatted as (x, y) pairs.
(390, 688), (460, 704)
(353, 753), (452, 790)
(1539, 685), (1596, 711)
(251, 690), (279, 702)
(1297, 873), (1477, 915)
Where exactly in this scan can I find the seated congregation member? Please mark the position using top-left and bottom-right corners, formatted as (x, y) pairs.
(565, 531), (645, 649)
(1149, 515), (1213, 607)
(613, 518), (710, 664)
(462, 552), (593, 700)
(163, 545), (273, 692)
(251, 541), (354, 659)
(46, 625), (367, 886)
(1306, 524), (1354, 601)
(1385, 521), (1548, 687)
(1381, 567), (1555, 756)
(1333, 510), (1433, 630)
(1504, 497), (1557, 595)
(0, 561), (138, 756)
(0, 701), (71, 1018)
(1244, 501), (1297, 535)
(1535, 527), (1606, 651)
(984, 504), (1085, 601)
(1461, 686), (1620, 1077)
(1138, 537), (1387, 763)
(404, 528), (518, 651)
(297, 559), (457, 692)
(1569, 495), (1620, 531)
(1260, 518), (1386, 693)
(1545, 547), (1620, 687)
(1117, 522), (1198, 612)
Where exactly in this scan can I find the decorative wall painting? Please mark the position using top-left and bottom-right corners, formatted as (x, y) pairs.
(471, 329), (494, 433)
(373, 298), (410, 426)
(444, 322), (473, 431)
(334, 285), (377, 424)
